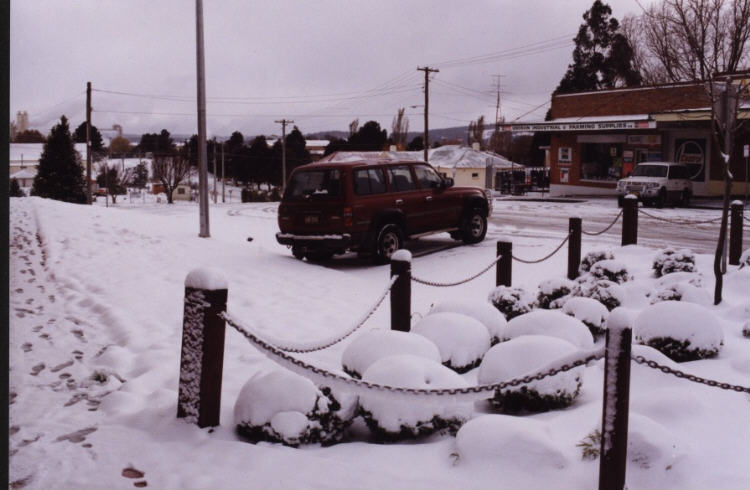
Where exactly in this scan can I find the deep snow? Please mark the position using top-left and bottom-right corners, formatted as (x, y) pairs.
(8, 195), (750, 489)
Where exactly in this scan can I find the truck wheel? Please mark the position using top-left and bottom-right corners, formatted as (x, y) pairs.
(461, 208), (487, 244)
(292, 246), (306, 260)
(617, 196), (624, 208)
(655, 188), (666, 208)
(305, 249), (333, 262)
(374, 224), (404, 263)
(681, 189), (691, 207)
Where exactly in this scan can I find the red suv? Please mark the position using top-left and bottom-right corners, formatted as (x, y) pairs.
(276, 159), (491, 262)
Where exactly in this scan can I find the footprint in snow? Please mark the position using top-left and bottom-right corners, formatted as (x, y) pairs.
(30, 364), (45, 376)
(122, 467), (148, 488)
(55, 427), (97, 443)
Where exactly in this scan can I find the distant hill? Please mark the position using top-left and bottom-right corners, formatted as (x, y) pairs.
(305, 125), (470, 144)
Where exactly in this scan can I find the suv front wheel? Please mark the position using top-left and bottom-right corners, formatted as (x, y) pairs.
(461, 208), (487, 244)
(374, 224), (404, 263)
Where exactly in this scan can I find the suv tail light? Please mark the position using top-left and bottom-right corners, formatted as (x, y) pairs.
(343, 207), (353, 228)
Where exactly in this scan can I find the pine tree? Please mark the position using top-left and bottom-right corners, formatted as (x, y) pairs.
(9, 178), (25, 197)
(31, 116), (87, 203)
(73, 122), (105, 156)
(554, 0), (641, 95)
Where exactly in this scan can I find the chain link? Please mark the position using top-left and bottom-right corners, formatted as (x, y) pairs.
(221, 275), (397, 354)
(512, 232), (571, 264)
(411, 254), (502, 287)
(638, 208), (723, 225)
(582, 210), (623, 236)
(226, 316), (604, 400)
(632, 355), (750, 393)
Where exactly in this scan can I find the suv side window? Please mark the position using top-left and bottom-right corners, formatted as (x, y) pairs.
(414, 165), (442, 189)
(353, 168), (387, 195)
(387, 166), (416, 192)
(668, 166), (686, 180)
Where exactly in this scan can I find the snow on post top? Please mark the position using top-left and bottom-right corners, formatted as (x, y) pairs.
(625, 194), (638, 200)
(391, 249), (412, 262)
(605, 307), (633, 334)
(731, 200), (743, 206)
(185, 268), (229, 290)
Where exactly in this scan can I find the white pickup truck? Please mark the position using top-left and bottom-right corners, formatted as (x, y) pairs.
(616, 162), (692, 208)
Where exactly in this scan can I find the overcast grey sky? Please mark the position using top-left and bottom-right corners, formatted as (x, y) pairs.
(10, 0), (650, 139)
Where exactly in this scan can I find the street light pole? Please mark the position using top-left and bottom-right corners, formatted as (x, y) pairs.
(195, 0), (210, 237)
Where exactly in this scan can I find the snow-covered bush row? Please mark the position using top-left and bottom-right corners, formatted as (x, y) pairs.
(634, 301), (723, 362)
(536, 278), (575, 309)
(578, 249), (614, 275)
(570, 277), (624, 311)
(739, 248), (750, 269)
(652, 247), (696, 277)
(359, 355), (473, 441)
(412, 312), (491, 373)
(428, 299), (507, 345)
(341, 330), (441, 379)
(234, 369), (357, 447)
(499, 310), (594, 349)
(478, 335), (584, 413)
(561, 296), (609, 337)
(587, 259), (632, 284)
(648, 281), (711, 306)
(488, 285), (535, 320)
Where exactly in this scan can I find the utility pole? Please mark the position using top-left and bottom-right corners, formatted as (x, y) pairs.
(492, 75), (505, 132)
(417, 66), (439, 163)
(195, 0), (209, 237)
(212, 138), (217, 204)
(86, 82), (92, 204)
(221, 143), (225, 203)
(275, 118), (294, 192)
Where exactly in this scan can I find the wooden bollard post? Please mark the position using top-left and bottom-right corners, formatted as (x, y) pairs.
(496, 241), (512, 287)
(390, 250), (411, 332)
(621, 194), (638, 246)
(568, 217), (582, 280)
(177, 269), (228, 428)
(729, 201), (743, 265)
(598, 308), (633, 490)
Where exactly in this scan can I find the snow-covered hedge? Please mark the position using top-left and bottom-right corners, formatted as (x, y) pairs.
(488, 285), (535, 320)
(634, 301), (724, 362)
(341, 330), (441, 379)
(578, 249), (614, 275)
(234, 369), (357, 447)
(536, 278), (575, 309)
(561, 296), (609, 337)
(648, 282), (711, 306)
(412, 312), (491, 373)
(478, 335), (583, 413)
(587, 259), (631, 284)
(571, 277), (624, 311)
(359, 355), (473, 441)
(500, 310), (594, 349)
(652, 248), (696, 277)
(429, 299), (507, 345)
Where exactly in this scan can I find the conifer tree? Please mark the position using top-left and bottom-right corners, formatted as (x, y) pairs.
(31, 116), (87, 203)
(9, 178), (25, 197)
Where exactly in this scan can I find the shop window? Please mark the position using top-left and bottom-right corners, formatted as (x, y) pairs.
(558, 147), (572, 163)
(580, 143), (622, 181)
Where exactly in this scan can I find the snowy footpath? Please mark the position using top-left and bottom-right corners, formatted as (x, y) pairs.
(8, 196), (750, 489)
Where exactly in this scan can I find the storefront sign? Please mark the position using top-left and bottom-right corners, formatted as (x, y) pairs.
(505, 120), (655, 132)
(675, 139), (706, 181)
(627, 134), (661, 146)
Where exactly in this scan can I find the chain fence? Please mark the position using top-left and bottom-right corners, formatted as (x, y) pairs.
(512, 231), (571, 264)
(638, 208), (723, 225)
(632, 355), (750, 393)
(582, 210), (623, 236)
(411, 254), (503, 287)
(221, 275), (398, 354)
(224, 314), (605, 401)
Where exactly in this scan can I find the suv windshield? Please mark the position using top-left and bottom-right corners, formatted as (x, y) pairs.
(286, 169), (342, 199)
(631, 165), (668, 178)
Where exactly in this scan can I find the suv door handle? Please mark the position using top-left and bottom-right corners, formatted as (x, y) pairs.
(395, 199), (404, 205)
(425, 196), (433, 202)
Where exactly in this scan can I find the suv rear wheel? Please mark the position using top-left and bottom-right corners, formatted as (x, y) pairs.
(461, 208), (487, 244)
(681, 189), (691, 207)
(374, 224), (404, 263)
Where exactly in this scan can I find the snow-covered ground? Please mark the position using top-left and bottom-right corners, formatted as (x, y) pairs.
(8, 196), (750, 489)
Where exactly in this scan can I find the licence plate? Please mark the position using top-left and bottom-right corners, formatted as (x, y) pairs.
(304, 215), (319, 224)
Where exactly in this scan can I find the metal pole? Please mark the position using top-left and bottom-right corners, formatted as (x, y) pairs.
(622, 195), (638, 246)
(221, 143), (225, 203)
(568, 217), (582, 280)
(195, 0), (210, 237)
(86, 81), (92, 205)
(496, 241), (512, 287)
(390, 252), (412, 332)
(212, 138), (217, 204)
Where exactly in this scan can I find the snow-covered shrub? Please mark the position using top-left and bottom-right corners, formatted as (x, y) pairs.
(561, 296), (609, 337)
(478, 335), (583, 413)
(648, 282), (711, 306)
(341, 330), (441, 379)
(578, 249), (614, 275)
(571, 277), (624, 311)
(588, 259), (631, 284)
(488, 286), (535, 320)
(234, 369), (357, 447)
(412, 312), (491, 373)
(742, 320), (750, 339)
(739, 248), (750, 269)
(652, 248), (696, 277)
(500, 309), (594, 349)
(429, 299), (507, 345)
(536, 278), (575, 309)
(634, 301), (723, 362)
(359, 355), (473, 441)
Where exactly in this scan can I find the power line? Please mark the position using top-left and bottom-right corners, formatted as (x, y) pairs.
(430, 34), (574, 69)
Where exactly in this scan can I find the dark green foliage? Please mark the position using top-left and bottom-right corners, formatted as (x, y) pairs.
(652, 248), (696, 277)
(536, 278), (575, 309)
(14, 129), (46, 143)
(73, 122), (105, 156)
(488, 286), (534, 319)
(96, 164), (127, 202)
(742, 321), (750, 339)
(137, 129), (174, 155)
(588, 260), (630, 284)
(360, 408), (465, 443)
(31, 116), (87, 204)
(131, 162), (149, 188)
(571, 279), (622, 311)
(489, 378), (582, 414)
(407, 135), (424, 151)
(640, 337), (720, 363)
(554, 1), (641, 95)
(9, 178), (25, 197)
(579, 249), (614, 274)
(443, 357), (483, 375)
(323, 137), (349, 156)
(347, 121), (388, 151)
(577, 430), (602, 460)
